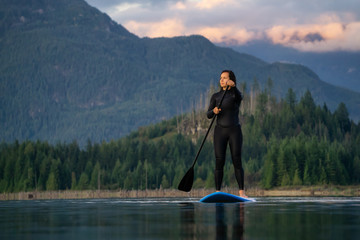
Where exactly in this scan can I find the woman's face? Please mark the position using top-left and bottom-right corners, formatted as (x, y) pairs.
(220, 72), (230, 89)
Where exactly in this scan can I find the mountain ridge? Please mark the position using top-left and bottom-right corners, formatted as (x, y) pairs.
(228, 40), (360, 93)
(1, 0), (359, 146)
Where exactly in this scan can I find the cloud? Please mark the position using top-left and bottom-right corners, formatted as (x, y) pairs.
(197, 26), (261, 45)
(266, 22), (360, 52)
(172, 1), (187, 10)
(193, 0), (234, 10)
(114, 2), (142, 12)
(125, 18), (186, 38)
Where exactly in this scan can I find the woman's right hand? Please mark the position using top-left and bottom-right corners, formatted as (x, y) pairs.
(213, 107), (221, 114)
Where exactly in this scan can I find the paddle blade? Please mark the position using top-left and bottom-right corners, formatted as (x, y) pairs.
(178, 167), (194, 192)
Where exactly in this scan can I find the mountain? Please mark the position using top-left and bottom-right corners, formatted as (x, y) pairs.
(1, 0), (360, 146)
(228, 40), (360, 93)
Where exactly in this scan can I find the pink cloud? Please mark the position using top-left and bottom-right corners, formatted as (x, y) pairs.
(194, 0), (234, 10)
(197, 26), (261, 44)
(266, 22), (360, 52)
(125, 18), (186, 38)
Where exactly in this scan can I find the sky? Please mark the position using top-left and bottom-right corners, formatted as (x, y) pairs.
(85, 0), (360, 52)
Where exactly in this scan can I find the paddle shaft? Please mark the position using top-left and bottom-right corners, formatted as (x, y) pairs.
(190, 86), (229, 168)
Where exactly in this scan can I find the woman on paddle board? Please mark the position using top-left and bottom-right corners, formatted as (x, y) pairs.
(207, 70), (247, 198)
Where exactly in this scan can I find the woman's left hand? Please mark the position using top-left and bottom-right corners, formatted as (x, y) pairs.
(227, 80), (235, 88)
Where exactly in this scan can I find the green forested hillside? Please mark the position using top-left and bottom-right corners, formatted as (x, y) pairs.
(1, 87), (359, 192)
(1, 0), (360, 147)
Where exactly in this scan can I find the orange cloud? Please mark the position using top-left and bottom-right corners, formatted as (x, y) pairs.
(266, 22), (360, 52)
(197, 26), (260, 44)
(171, 0), (236, 10)
(194, 0), (234, 10)
(124, 18), (186, 38)
(266, 23), (344, 44)
(172, 1), (187, 10)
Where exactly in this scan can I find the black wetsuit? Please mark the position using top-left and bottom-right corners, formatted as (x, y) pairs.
(207, 87), (244, 190)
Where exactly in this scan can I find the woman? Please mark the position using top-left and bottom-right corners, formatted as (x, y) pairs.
(207, 70), (247, 198)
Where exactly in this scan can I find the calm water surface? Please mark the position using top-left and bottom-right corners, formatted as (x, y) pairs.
(1, 197), (360, 239)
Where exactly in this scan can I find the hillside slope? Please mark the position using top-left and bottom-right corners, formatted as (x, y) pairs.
(1, 0), (359, 145)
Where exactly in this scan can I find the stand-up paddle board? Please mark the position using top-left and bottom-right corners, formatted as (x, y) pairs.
(200, 192), (255, 203)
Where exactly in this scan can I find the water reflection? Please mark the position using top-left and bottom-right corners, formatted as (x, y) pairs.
(179, 202), (245, 239)
(216, 204), (244, 240)
(179, 202), (196, 238)
(2, 197), (360, 240)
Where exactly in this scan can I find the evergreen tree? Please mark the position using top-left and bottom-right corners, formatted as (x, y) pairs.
(71, 172), (77, 190)
(353, 156), (360, 183)
(111, 159), (123, 188)
(123, 172), (134, 190)
(334, 102), (351, 134)
(46, 159), (60, 190)
(262, 137), (279, 189)
(285, 88), (297, 112)
(292, 169), (302, 185)
(161, 174), (170, 189)
(205, 171), (214, 189)
(77, 172), (89, 190)
(303, 164), (311, 186)
(90, 162), (101, 190)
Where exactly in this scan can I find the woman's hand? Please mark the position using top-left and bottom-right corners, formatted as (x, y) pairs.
(213, 107), (221, 115)
(227, 80), (235, 88)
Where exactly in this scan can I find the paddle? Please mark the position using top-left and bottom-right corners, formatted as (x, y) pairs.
(178, 86), (229, 192)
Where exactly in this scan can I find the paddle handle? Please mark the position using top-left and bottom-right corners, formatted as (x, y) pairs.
(191, 86), (229, 168)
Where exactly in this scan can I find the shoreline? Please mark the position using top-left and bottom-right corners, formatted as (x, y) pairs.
(1, 186), (360, 201)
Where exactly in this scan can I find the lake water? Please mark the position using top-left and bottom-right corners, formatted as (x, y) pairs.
(1, 196), (360, 240)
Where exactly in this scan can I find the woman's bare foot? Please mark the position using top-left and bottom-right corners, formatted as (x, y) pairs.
(239, 190), (248, 198)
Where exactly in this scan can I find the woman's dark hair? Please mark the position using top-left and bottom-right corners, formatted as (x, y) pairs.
(221, 70), (236, 85)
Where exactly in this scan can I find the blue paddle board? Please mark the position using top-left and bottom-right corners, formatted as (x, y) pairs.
(200, 192), (255, 203)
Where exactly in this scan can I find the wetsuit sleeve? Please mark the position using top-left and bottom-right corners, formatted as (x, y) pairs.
(234, 87), (243, 105)
(207, 94), (216, 119)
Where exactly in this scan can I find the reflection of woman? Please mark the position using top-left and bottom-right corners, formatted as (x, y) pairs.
(207, 70), (247, 198)
(216, 204), (244, 240)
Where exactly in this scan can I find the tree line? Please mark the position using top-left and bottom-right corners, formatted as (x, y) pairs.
(0, 86), (359, 192)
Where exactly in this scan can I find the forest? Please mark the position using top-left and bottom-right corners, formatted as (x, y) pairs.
(0, 84), (360, 193)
